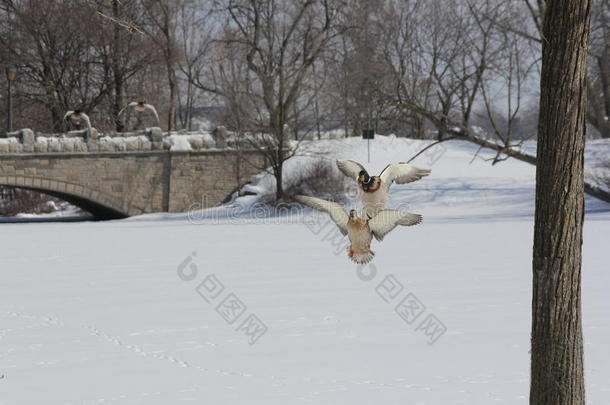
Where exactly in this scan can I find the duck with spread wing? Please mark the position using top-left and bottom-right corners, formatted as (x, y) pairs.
(295, 195), (422, 264)
(336, 160), (430, 218)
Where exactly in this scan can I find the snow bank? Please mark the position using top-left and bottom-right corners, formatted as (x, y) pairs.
(166, 133), (216, 151)
(187, 134), (610, 222)
(99, 135), (151, 152)
(0, 136), (19, 145)
(0, 137), (20, 152)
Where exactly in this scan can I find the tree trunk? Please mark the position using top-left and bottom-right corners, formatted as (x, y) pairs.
(186, 80), (194, 131)
(112, 72), (125, 132)
(530, 1), (591, 405)
(274, 123), (285, 201)
(167, 59), (178, 131)
(274, 162), (284, 201)
(587, 73), (610, 138)
(599, 46), (610, 124)
(594, 50), (610, 138)
(162, 3), (177, 132)
(50, 103), (63, 133)
(112, 0), (125, 132)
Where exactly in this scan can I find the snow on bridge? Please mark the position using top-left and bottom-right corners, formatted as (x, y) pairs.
(0, 127), (266, 218)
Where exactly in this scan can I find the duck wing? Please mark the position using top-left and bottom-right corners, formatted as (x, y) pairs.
(80, 113), (92, 129)
(379, 163), (430, 191)
(336, 160), (366, 180)
(295, 195), (349, 235)
(368, 209), (422, 241)
(144, 104), (161, 124)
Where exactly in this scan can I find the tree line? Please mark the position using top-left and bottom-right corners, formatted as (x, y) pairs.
(1, 0), (608, 138)
(1, 0), (609, 202)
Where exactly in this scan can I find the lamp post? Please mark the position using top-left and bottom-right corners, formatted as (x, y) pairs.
(5, 67), (16, 133)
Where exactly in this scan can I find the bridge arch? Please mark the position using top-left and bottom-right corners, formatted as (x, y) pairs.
(0, 176), (130, 219)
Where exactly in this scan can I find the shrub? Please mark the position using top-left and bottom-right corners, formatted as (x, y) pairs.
(1, 189), (64, 216)
(282, 158), (357, 205)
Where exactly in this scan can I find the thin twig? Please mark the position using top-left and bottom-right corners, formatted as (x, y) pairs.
(407, 136), (459, 163)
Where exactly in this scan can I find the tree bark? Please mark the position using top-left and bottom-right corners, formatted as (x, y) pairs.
(163, 5), (177, 132)
(274, 121), (285, 201)
(166, 60), (178, 131)
(594, 50), (610, 138)
(111, 0), (125, 132)
(274, 163), (284, 201)
(530, 1), (591, 405)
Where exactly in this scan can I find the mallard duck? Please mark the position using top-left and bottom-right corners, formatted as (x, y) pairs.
(64, 110), (92, 130)
(336, 160), (430, 218)
(119, 101), (160, 124)
(295, 195), (422, 264)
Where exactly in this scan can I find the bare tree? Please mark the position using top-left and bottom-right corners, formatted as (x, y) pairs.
(530, 1), (591, 404)
(93, 0), (159, 131)
(0, 0), (160, 132)
(494, 0), (610, 139)
(379, 0), (609, 202)
(140, 0), (180, 131)
(0, 0), (112, 131)
(322, 30), (354, 137)
(588, 0), (610, 138)
(209, 0), (346, 200)
(175, 0), (216, 130)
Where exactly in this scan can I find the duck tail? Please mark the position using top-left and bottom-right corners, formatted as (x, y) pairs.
(349, 250), (375, 264)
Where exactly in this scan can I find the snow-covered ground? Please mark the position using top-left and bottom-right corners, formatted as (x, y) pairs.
(0, 137), (608, 404)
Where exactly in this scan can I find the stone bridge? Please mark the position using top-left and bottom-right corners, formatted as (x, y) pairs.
(0, 128), (266, 219)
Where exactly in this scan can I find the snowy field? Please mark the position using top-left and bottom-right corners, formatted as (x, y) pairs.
(1, 137), (609, 404)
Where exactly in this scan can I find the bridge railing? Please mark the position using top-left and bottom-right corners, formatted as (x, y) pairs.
(0, 127), (230, 153)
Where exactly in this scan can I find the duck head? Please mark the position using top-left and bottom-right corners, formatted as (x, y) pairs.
(348, 209), (364, 224)
(358, 170), (371, 184)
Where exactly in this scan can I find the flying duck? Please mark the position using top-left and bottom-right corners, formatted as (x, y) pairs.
(119, 101), (160, 124)
(295, 195), (422, 264)
(336, 160), (430, 218)
(64, 110), (92, 130)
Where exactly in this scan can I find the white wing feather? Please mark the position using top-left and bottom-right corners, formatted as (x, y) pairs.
(336, 160), (366, 179)
(118, 105), (131, 117)
(379, 163), (431, 191)
(145, 104), (161, 124)
(80, 113), (92, 129)
(295, 195), (349, 235)
(368, 209), (422, 241)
